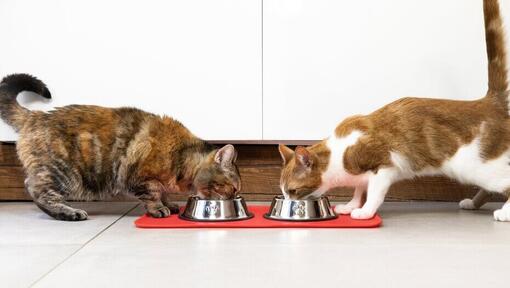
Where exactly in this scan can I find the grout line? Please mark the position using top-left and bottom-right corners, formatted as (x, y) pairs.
(28, 203), (140, 287)
(261, 0), (264, 140)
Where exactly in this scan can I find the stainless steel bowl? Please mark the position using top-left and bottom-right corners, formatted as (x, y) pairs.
(264, 196), (337, 221)
(179, 196), (253, 222)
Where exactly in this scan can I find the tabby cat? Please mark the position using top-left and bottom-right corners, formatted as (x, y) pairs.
(278, 0), (510, 221)
(0, 75), (241, 221)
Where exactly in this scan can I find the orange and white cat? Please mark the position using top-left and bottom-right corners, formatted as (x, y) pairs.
(278, 0), (510, 221)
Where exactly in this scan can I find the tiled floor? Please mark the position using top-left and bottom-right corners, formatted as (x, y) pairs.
(1, 201), (509, 288)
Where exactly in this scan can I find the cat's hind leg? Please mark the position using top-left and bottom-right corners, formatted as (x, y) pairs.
(335, 186), (366, 215)
(459, 189), (490, 210)
(27, 170), (88, 221)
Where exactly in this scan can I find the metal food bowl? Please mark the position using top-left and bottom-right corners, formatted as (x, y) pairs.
(264, 195), (337, 221)
(179, 196), (253, 222)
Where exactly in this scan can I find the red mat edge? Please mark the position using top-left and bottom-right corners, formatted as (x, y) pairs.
(134, 205), (382, 229)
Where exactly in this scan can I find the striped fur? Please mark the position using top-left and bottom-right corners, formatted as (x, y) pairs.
(0, 74), (240, 221)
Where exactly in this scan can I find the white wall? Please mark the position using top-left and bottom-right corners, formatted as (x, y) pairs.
(1, 0), (509, 142)
(0, 0), (262, 141)
(263, 0), (510, 140)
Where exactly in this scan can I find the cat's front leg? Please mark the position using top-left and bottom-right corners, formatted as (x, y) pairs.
(135, 181), (171, 218)
(335, 186), (366, 214)
(350, 169), (397, 219)
(161, 192), (180, 214)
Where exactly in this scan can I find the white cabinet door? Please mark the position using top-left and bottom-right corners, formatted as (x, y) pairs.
(0, 0), (262, 141)
(263, 0), (509, 140)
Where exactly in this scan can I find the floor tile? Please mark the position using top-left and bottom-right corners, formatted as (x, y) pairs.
(0, 245), (79, 288)
(32, 202), (510, 288)
(0, 202), (138, 245)
(0, 201), (138, 288)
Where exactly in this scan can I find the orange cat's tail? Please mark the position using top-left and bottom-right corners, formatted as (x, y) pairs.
(0, 74), (51, 131)
(484, 0), (508, 97)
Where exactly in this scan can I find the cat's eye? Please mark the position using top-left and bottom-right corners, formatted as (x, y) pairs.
(288, 189), (296, 194)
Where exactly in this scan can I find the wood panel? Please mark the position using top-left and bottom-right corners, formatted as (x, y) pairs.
(0, 144), (20, 166)
(263, 0), (493, 140)
(0, 143), (505, 202)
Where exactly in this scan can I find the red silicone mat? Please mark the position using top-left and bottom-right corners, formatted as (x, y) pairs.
(135, 205), (382, 228)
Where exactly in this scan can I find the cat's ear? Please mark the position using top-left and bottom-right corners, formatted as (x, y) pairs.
(295, 146), (312, 168)
(215, 144), (237, 166)
(278, 144), (294, 165)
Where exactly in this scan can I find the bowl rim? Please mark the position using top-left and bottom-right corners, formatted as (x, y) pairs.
(186, 195), (246, 202)
(262, 213), (338, 222)
(271, 195), (332, 202)
(178, 213), (254, 222)
(179, 195), (253, 222)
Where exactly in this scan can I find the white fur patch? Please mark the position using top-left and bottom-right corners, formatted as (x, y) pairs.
(350, 208), (374, 219)
(334, 204), (356, 214)
(441, 138), (510, 193)
(494, 203), (510, 222)
(459, 199), (477, 210)
(389, 152), (413, 176)
(317, 131), (369, 195)
(334, 187), (365, 214)
(390, 138), (510, 195)
(350, 167), (401, 219)
(390, 151), (440, 178)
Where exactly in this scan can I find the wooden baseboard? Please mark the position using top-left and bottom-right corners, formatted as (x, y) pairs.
(0, 142), (505, 202)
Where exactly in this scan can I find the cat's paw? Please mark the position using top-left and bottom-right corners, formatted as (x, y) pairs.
(493, 207), (510, 222)
(335, 204), (356, 215)
(459, 199), (476, 210)
(148, 206), (171, 218)
(164, 202), (180, 214)
(350, 208), (375, 220)
(56, 209), (88, 221)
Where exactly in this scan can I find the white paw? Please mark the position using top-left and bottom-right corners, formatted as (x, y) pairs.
(350, 208), (375, 220)
(334, 204), (355, 215)
(459, 199), (476, 210)
(493, 208), (510, 222)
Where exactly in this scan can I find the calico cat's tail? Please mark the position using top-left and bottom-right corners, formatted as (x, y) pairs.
(483, 0), (508, 97)
(0, 73), (51, 131)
